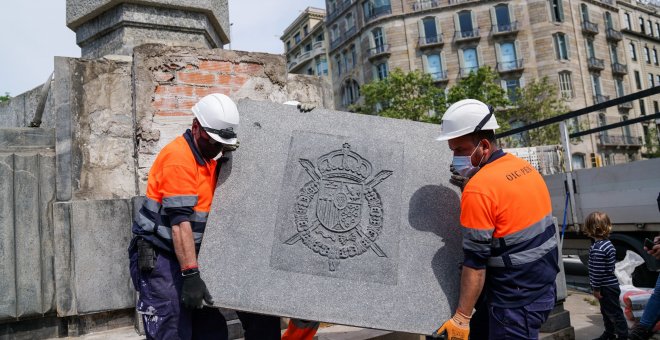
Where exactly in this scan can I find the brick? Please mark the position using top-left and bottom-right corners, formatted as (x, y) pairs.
(153, 71), (175, 82)
(235, 63), (263, 75)
(200, 60), (234, 73)
(154, 110), (194, 117)
(177, 71), (216, 85)
(152, 97), (178, 110)
(154, 85), (195, 97)
(194, 86), (232, 97)
(177, 97), (199, 110)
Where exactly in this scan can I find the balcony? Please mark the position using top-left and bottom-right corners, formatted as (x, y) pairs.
(496, 59), (524, 73)
(612, 62), (628, 75)
(598, 134), (643, 147)
(618, 101), (633, 110)
(491, 21), (519, 36)
(326, 0), (352, 23)
(606, 28), (623, 41)
(365, 5), (392, 23)
(454, 29), (480, 43)
(582, 20), (599, 35)
(367, 44), (391, 60)
(587, 57), (605, 71)
(330, 37), (342, 50)
(449, 0), (477, 4)
(460, 66), (479, 77)
(412, 0), (441, 11)
(418, 34), (444, 48)
(429, 70), (449, 83)
(593, 94), (610, 104)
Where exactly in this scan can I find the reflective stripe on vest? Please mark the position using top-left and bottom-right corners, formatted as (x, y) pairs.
(487, 215), (557, 268)
(463, 228), (495, 253)
(162, 195), (198, 208)
(491, 214), (555, 248)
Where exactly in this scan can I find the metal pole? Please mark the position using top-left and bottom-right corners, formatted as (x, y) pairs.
(560, 121), (579, 232)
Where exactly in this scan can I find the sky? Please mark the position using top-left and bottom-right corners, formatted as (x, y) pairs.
(0, 0), (325, 96)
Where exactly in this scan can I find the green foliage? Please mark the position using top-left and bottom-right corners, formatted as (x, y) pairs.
(357, 68), (445, 123)
(643, 124), (660, 158)
(0, 92), (10, 103)
(499, 77), (569, 147)
(446, 67), (509, 110)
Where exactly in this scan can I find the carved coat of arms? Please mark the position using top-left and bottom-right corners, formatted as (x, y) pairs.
(284, 143), (393, 271)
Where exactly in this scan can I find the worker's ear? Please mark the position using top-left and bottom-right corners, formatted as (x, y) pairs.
(480, 138), (491, 154)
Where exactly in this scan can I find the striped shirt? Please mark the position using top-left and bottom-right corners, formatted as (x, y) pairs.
(588, 239), (619, 288)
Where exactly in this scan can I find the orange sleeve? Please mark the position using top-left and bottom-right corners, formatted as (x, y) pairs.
(159, 164), (198, 200)
(460, 191), (496, 231)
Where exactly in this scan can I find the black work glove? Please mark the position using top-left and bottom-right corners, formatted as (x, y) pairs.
(297, 102), (316, 113)
(223, 140), (239, 152)
(181, 269), (214, 309)
(449, 164), (479, 191)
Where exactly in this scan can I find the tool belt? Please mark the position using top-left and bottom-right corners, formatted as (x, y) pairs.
(137, 238), (156, 271)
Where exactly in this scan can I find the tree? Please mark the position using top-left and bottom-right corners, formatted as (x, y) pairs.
(356, 68), (445, 123)
(446, 67), (509, 111)
(0, 92), (9, 103)
(499, 77), (569, 147)
(642, 124), (660, 158)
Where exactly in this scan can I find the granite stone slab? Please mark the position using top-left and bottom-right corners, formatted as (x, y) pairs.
(199, 100), (464, 335)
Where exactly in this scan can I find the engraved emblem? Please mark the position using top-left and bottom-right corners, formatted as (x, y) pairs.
(284, 143), (393, 271)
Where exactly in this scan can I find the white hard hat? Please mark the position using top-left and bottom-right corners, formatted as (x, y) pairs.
(436, 99), (500, 141)
(191, 93), (239, 145)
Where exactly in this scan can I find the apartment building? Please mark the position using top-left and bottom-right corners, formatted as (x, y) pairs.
(281, 7), (330, 77)
(618, 0), (660, 159)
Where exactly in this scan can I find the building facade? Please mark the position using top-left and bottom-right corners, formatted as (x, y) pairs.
(282, 7), (330, 77)
(304, 0), (660, 168)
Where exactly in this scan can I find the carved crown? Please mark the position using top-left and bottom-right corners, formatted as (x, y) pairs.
(317, 143), (372, 182)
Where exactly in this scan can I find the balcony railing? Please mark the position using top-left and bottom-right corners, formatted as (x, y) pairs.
(496, 59), (524, 73)
(329, 26), (357, 51)
(365, 5), (392, 23)
(600, 0), (614, 5)
(326, 0), (352, 23)
(330, 37), (342, 50)
(606, 28), (623, 41)
(491, 21), (519, 36)
(367, 44), (391, 59)
(582, 20), (599, 35)
(598, 134), (643, 146)
(593, 94), (610, 104)
(418, 34), (444, 48)
(449, 0), (477, 4)
(587, 57), (605, 71)
(454, 29), (480, 42)
(612, 62), (628, 75)
(460, 66), (479, 77)
(429, 70), (449, 82)
(618, 101), (633, 109)
(412, 0), (441, 11)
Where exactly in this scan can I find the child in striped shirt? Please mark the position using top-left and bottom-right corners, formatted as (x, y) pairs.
(585, 211), (628, 340)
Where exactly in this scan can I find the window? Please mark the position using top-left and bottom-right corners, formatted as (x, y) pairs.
(645, 46), (651, 63)
(586, 38), (596, 59)
(458, 11), (475, 37)
(640, 17), (646, 34)
(655, 48), (659, 65)
(341, 79), (360, 107)
(649, 73), (655, 87)
(331, 25), (339, 42)
(463, 47), (479, 73)
(305, 43), (312, 52)
(375, 62), (389, 80)
(615, 78), (625, 97)
(329, 0), (337, 13)
(294, 32), (301, 44)
(499, 41), (518, 70)
(495, 4), (511, 31)
(372, 28), (385, 53)
(335, 54), (342, 76)
(505, 79), (521, 103)
(599, 113), (608, 137)
(315, 33), (325, 42)
(343, 51), (350, 71)
(648, 20), (653, 36)
(427, 53), (443, 80)
(350, 45), (357, 68)
(551, 0), (564, 23)
(610, 44), (619, 63)
(286, 41), (291, 51)
(656, 23), (660, 37)
(592, 73), (602, 96)
(345, 13), (355, 31)
(622, 115), (632, 137)
(624, 13), (631, 30)
(580, 4), (589, 22)
(605, 12), (613, 29)
(630, 42), (637, 61)
(572, 154), (585, 169)
(316, 58), (328, 76)
(554, 33), (569, 60)
(303, 25), (309, 36)
(559, 71), (574, 98)
(422, 17), (439, 43)
(640, 99), (647, 115)
(635, 70), (642, 89)
(363, 0), (391, 21)
(657, 74), (660, 86)
(654, 100), (659, 114)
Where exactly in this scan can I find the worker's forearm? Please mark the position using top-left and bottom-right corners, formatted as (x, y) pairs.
(456, 266), (486, 316)
(172, 221), (198, 269)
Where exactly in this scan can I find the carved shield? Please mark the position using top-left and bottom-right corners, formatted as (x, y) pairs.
(316, 179), (363, 232)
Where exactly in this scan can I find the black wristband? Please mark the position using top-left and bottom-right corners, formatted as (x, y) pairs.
(181, 268), (200, 277)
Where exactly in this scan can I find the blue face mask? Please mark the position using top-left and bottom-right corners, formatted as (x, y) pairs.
(452, 141), (485, 177)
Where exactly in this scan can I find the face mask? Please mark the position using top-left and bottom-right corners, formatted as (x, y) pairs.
(452, 141), (486, 177)
(195, 133), (224, 161)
